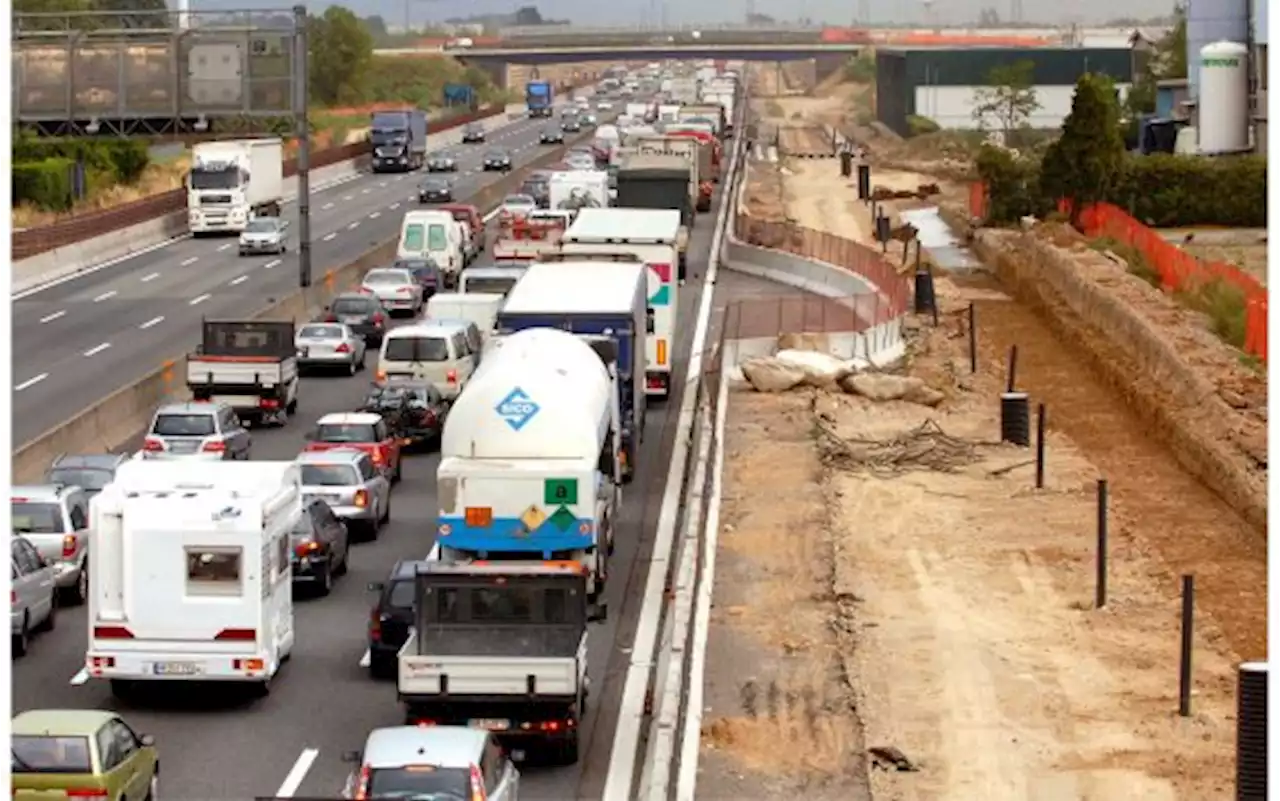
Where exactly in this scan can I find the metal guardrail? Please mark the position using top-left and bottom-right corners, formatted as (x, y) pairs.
(12, 104), (503, 261)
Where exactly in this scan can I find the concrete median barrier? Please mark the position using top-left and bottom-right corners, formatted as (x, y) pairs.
(13, 133), (593, 483)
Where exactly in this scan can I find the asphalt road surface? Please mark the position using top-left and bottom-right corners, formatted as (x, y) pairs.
(13, 109), (591, 445)
(13, 175), (729, 801)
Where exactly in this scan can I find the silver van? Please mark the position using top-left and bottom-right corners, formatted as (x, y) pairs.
(376, 320), (481, 400)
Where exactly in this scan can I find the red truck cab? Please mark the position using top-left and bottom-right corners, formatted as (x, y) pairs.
(303, 412), (402, 483)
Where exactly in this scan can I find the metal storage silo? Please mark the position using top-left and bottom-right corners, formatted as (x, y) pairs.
(1256, 0), (1269, 45)
(1187, 0), (1250, 100)
(1198, 41), (1251, 152)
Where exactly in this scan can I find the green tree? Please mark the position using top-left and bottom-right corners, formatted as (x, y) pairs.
(971, 60), (1040, 138)
(1156, 4), (1188, 79)
(309, 7), (374, 107)
(1039, 72), (1126, 223)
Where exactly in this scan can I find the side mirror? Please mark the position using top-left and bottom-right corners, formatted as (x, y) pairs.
(367, 581), (386, 592)
(139, 734), (156, 747)
(341, 750), (361, 763)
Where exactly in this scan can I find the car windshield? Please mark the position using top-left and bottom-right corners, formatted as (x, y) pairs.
(366, 766), (470, 799)
(366, 386), (409, 407)
(46, 467), (113, 492)
(423, 181), (448, 190)
(384, 336), (449, 362)
(365, 270), (408, 285)
(331, 297), (376, 315)
(12, 501), (64, 534)
(245, 219), (277, 233)
(300, 464), (359, 486)
(388, 579), (416, 609)
(503, 195), (534, 207)
(462, 276), (518, 295)
(485, 151), (506, 160)
(299, 325), (342, 339)
(11, 735), (93, 774)
(315, 423), (378, 443)
(152, 413), (216, 437)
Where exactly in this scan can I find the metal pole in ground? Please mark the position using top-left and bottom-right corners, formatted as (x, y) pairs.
(294, 4), (313, 289)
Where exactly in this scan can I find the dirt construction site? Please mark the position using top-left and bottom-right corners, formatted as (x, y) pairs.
(693, 61), (1265, 801)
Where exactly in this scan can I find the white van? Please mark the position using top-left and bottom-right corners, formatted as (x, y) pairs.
(425, 292), (505, 344)
(377, 320), (480, 400)
(398, 210), (465, 285)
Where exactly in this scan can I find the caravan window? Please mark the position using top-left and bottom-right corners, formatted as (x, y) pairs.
(185, 547), (242, 595)
(402, 224), (425, 252)
(426, 223), (448, 252)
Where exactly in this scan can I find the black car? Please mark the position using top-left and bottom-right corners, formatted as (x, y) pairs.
(320, 292), (387, 345)
(392, 258), (440, 301)
(539, 127), (564, 144)
(290, 498), (350, 596)
(482, 149), (512, 171)
(520, 173), (551, 207)
(366, 559), (426, 678)
(561, 117), (582, 133)
(418, 177), (453, 203)
(461, 122), (486, 143)
(376, 378), (449, 448)
(426, 153), (457, 172)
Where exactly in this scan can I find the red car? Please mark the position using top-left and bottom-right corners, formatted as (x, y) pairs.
(303, 412), (403, 483)
(438, 203), (485, 254)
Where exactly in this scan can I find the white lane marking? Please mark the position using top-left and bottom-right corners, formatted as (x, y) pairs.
(361, 188), (371, 194)
(358, 649), (371, 668)
(347, 222), (359, 230)
(322, 202), (334, 210)
(369, 211), (381, 219)
(218, 243), (232, 251)
(139, 316), (165, 329)
(13, 235), (186, 299)
(92, 290), (117, 302)
(83, 342), (111, 357)
(15, 373), (49, 392)
(274, 748), (320, 799)
(39, 310), (66, 323)
(141, 272), (160, 282)
(230, 275), (248, 286)
(323, 232), (337, 241)
(180, 256), (199, 266)
(188, 293), (211, 306)
(69, 668), (90, 686)
(342, 194), (354, 201)
(378, 181), (388, 188)
(390, 202), (400, 210)
(264, 259), (281, 270)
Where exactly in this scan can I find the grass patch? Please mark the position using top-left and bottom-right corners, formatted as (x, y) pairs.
(1090, 236), (1160, 286)
(1175, 278), (1249, 349)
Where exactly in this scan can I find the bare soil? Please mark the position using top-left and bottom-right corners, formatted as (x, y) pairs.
(1181, 242), (1269, 286)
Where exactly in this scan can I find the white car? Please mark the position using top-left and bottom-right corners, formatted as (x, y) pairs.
(239, 217), (289, 255)
(295, 323), (367, 376)
(596, 100), (613, 110)
(498, 194), (538, 218)
(361, 268), (423, 317)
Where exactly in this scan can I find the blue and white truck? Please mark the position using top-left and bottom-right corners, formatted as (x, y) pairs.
(526, 80), (554, 118)
(434, 327), (623, 610)
(496, 260), (647, 481)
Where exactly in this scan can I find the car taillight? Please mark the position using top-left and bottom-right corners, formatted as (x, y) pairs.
(446, 369), (458, 384)
(469, 764), (487, 801)
(259, 398), (280, 409)
(142, 437), (165, 452)
(335, 342), (351, 353)
(295, 541), (321, 558)
(354, 489), (369, 508)
(202, 440), (226, 452)
(369, 608), (382, 641)
(325, 314), (338, 322)
(11, 590), (17, 604)
(62, 535), (76, 558)
(65, 789), (108, 798)
(372, 313), (385, 325)
(354, 765), (371, 801)
(423, 410), (437, 426)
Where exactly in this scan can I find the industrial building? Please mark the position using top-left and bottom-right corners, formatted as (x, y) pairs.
(1183, 0), (1265, 154)
(873, 47), (1134, 136)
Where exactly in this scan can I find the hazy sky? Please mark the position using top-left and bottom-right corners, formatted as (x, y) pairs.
(189, 0), (1182, 28)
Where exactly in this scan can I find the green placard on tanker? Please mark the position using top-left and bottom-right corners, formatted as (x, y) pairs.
(544, 478), (578, 505)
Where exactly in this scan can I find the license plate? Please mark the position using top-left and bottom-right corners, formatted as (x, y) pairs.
(469, 719), (510, 731)
(342, 316), (363, 324)
(153, 661), (202, 676)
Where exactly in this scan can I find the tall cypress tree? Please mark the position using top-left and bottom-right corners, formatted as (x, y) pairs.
(1039, 72), (1126, 224)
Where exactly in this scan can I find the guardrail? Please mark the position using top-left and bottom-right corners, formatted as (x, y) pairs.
(12, 104), (503, 261)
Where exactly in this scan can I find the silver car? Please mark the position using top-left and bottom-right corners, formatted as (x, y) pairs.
(12, 535), (57, 657)
(296, 450), (390, 541)
(238, 217), (290, 255)
(296, 323), (367, 375)
(141, 402), (253, 461)
(342, 727), (520, 800)
(361, 268), (423, 317)
(11, 484), (92, 604)
(498, 194), (537, 218)
(44, 452), (129, 500)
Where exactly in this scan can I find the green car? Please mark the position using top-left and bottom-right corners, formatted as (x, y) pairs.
(12, 709), (159, 801)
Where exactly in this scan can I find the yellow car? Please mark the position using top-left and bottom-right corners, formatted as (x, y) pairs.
(12, 709), (159, 801)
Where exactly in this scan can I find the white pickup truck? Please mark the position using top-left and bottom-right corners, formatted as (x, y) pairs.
(397, 559), (601, 765)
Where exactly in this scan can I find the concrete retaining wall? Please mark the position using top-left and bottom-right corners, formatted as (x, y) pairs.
(972, 228), (1267, 531)
(13, 134), (589, 484)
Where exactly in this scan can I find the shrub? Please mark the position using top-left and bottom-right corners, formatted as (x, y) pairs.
(1111, 154), (1266, 228)
(843, 52), (876, 82)
(13, 158), (76, 212)
(906, 115), (940, 136)
(12, 137), (150, 185)
(975, 144), (1051, 224)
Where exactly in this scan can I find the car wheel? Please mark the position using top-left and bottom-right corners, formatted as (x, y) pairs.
(145, 775), (158, 801)
(369, 651), (397, 680)
(13, 614), (29, 657)
(335, 543), (349, 575)
(317, 562), (333, 597)
(39, 594), (56, 632)
(392, 458), (403, 484)
(379, 498), (391, 525)
(347, 358), (357, 377)
(74, 564), (88, 605)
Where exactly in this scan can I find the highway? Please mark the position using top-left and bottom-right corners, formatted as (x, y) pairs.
(13, 161), (728, 801)
(12, 109), (585, 446)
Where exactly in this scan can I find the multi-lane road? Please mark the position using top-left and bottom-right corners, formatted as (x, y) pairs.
(13, 136), (730, 801)
(12, 109), (588, 445)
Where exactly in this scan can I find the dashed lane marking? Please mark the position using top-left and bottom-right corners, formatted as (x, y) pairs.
(264, 259), (282, 269)
(358, 649), (371, 668)
(369, 211), (381, 219)
(274, 749), (320, 799)
(141, 272), (159, 282)
(180, 256), (199, 266)
(15, 373), (48, 392)
(230, 275), (248, 286)
(83, 342), (111, 357)
(39, 310), (66, 323)
(139, 316), (165, 329)
(347, 222), (359, 230)
(218, 243), (232, 251)
(69, 668), (89, 686)
(323, 232), (337, 242)
(322, 202), (334, 210)
(189, 293), (211, 306)
(92, 291), (116, 302)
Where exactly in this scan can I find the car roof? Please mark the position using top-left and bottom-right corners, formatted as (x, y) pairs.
(12, 485), (69, 501)
(388, 320), (470, 336)
(317, 412), (382, 425)
(155, 401), (222, 416)
(50, 453), (127, 471)
(333, 292), (378, 303)
(362, 726), (487, 769)
(13, 709), (117, 736)
(296, 449), (366, 466)
(390, 558), (427, 581)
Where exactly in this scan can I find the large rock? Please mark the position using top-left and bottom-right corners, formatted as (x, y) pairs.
(741, 357), (807, 392)
(775, 349), (850, 389)
(777, 332), (830, 353)
(840, 373), (939, 405)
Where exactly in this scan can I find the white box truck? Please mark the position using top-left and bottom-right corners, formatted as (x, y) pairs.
(84, 460), (302, 698)
(188, 138), (285, 235)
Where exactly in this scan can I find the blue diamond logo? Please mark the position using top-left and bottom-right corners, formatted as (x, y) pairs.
(495, 387), (540, 432)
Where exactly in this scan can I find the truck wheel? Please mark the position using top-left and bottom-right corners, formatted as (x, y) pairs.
(287, 397), (298, 415)
(12, 615), (29, 657)
(553, 734), (580, 765)
(316, 562), (333, 597)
